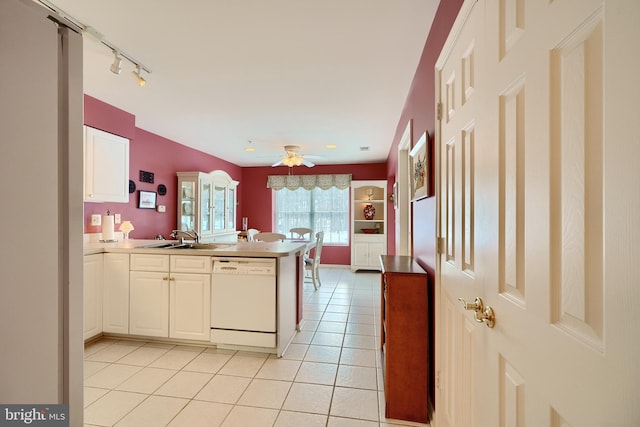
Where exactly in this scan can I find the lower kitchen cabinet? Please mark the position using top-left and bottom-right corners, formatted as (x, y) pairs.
(83, 254), (103, 340)
(129, 253), (211, 341)
(170, 273), (211, 341)
(103, 253), (130, 334)
(129, 271), (170, 337)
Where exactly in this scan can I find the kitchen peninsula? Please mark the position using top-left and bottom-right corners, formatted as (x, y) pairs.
(83, 239), (307, 357)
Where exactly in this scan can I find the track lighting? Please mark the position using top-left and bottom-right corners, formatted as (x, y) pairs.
(131, 65), (146, 87)
(33, 2), (152, 87)
(109, 50), (122, 74)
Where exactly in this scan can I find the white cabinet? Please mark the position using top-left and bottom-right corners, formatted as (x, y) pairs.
(129, 254), (170, 337)
(170, 273), (211, 341)
(129, 253), (211, 341)
(103, 253), (130, 334)
(351, 180), (387, 271)
(129, 270), (170, 337)
(177, 170), (239, 243)
(84, 125), (129, 203)
(353, 238), (386, 268)
(83, 254), (103, 340)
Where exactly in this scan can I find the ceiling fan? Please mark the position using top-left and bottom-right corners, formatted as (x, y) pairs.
(272, 145), (315, 168)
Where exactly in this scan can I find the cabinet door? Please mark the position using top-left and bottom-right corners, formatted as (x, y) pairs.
(170, 273), (211, 341)
(227, 187), (236, 230)
(83, 254), (103, 340)
(353, 242), (370, 267)
(129, 271), (169, 337)
(84, 126), (129, 202)
(368, 242), (385, 267)
(213, 184), (226, 231)
(103, 253), (130, 334)
(200, 179), (213, 236)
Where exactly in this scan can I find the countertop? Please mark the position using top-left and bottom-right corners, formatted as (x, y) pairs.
(83, 239), (307, 258)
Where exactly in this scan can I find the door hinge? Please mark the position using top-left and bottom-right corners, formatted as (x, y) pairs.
(437, 102), (443, 121)
(436, 369), (441, 390)
(437, 237), (445, 254)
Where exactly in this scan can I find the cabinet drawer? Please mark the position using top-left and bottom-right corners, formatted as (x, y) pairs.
(170, 255), (212, 273)
(130, 254), (170, 271)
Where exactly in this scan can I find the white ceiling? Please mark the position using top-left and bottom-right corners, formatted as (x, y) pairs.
(48, 0), (439, 167)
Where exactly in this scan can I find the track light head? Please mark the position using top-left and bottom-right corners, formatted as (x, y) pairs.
(131, 65), (146, 87)
(109, 50), (122, 74)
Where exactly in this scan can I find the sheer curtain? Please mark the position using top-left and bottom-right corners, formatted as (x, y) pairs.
(269, 174), (351, 244)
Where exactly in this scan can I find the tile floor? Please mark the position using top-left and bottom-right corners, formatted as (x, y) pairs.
(83, 267), (430, 427)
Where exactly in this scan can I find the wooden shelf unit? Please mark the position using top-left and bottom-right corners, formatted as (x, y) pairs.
(379, 255), (429, 423)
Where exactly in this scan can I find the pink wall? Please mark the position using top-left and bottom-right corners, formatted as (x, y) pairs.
(83, 95), (242, 239)
(241, 163), (387, 265)
(385, 0), (463, 274)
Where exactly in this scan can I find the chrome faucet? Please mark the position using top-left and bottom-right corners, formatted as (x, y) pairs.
(170, 229), (199, 243)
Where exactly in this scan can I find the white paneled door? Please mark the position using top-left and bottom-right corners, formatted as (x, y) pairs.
(435, 0), (640, 426)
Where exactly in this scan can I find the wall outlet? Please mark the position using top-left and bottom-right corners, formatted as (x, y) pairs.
(91, 214), (101, 226)
(157, 205), (166, 213)
(114, 213), (121, 224)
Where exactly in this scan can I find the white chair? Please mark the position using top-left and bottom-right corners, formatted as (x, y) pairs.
(304, 231), (324, 290)
(253, 232), (286, 242)
(246, 228), (259, 242)
(289, 227), (313, 240)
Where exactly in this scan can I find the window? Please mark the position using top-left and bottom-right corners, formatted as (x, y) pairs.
(275, 186), (349, 244)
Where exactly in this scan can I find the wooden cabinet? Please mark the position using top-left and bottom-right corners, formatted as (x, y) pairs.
(102, 253), (130, 334)
(83, 254), (103, 340)
(177, 170), (238, 243)
(351, 180), (387, 271)
(84, 125), (129, 203)
(129, 253), (211, 341)
(379, 255), (429, 423)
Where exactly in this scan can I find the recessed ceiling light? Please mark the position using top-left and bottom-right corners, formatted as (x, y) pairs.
(244, 147), (255, 152)
(360, 146), (370, 151)
(326, 144), (337, 149)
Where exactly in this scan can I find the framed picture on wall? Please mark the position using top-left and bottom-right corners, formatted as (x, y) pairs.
(138, 190), (157, 209)
(410, 131), (429, 201)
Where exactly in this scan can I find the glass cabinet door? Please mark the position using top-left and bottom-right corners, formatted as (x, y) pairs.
(200, 180), (212, 234)
(180, 181), (196, 231)
(227, 187), (236, 230)
(213, 185), (226, 231)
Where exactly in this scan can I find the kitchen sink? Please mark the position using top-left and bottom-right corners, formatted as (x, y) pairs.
(143, 242), (230, 250)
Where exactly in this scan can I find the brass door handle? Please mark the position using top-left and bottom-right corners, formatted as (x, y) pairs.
(458, 297), (495, 328)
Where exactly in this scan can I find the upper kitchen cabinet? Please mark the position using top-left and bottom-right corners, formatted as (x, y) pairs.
(84, 125), (130, 203)
(177, 170), (239, 243)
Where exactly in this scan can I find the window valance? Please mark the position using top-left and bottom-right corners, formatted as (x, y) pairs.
(267, 174), (352, 191)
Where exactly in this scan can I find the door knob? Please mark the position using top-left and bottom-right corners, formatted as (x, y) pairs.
(459, 297), (483, 312)
(458, 297), (496, 328)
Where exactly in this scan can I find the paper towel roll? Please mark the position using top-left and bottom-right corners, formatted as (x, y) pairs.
(102, 215), (115, 241)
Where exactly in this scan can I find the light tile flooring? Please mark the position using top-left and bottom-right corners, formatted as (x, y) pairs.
(84, 267), (430, 427)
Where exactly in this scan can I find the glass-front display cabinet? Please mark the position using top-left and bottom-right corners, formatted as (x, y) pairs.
(177, 170), (239, 243)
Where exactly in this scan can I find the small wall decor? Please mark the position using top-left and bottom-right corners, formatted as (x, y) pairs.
(157, 184), (167, 196)
(138, 190), (157, 209)
(410, 131), (429, 201)
(129, 179), (136, 194)
(139, 170), (154, 183)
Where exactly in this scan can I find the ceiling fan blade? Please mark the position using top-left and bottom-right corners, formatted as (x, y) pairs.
(301, 158), (315, 167)
(271, 159), (285, 167)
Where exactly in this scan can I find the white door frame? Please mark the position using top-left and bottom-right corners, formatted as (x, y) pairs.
(396, 119), (412, 256)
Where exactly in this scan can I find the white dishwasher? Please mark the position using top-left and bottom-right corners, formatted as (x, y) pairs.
(210, 257), (277, 348)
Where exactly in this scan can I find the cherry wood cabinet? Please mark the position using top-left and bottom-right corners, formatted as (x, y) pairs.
(379, 255), (429, 423)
